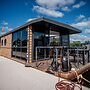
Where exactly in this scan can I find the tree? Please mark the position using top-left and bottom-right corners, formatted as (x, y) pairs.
(70, 41), (81, 47)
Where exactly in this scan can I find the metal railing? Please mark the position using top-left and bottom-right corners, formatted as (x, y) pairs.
(35, 46), (90, 66)
(35, 46), (66, 62)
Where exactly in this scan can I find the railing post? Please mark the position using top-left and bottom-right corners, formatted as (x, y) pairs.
(67, 49), (70, 71)
(56, 48), (58, 67)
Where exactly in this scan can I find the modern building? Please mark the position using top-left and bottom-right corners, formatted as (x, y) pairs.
(0, 17), (81, 63)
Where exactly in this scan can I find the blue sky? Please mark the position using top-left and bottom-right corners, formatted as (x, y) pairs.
(0, 0), (90, 42)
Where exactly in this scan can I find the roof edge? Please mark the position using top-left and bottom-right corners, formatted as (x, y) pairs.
(0, 17), (81, 38)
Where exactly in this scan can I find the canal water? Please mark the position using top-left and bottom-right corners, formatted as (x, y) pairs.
(82, 70), (90, 88)
(72, 70), (90, 88)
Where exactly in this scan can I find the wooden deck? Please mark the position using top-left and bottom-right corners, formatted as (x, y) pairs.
(27, 56), (90, 80)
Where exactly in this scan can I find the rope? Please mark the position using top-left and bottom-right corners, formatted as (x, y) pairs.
(80, 75), (90, 84)
(56, 72), (82, 90)
(55, 80), (82, 90)
(74, 70), (82, 84)
(57, 70), (82, 90)
(73, 70), (90, 84)
(55, 80), (75, 90)
(56, 71), (90, 90)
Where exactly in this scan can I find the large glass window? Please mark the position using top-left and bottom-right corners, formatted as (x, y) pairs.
(61, 35), (69, 46)
(12, 28), (27, 60)
(12, 32), (17, 47)
(50, 31), (61, 46)
(34, 32), (45, 46)
(22, 29), (27, 47)
(17, 31), (21, 47)
(33, 31), (49, 60)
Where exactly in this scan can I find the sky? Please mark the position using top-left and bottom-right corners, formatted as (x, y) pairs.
(0, 0), (90, 42)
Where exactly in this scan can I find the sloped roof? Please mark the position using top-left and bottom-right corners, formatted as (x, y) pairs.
(0, 17), (81, 37)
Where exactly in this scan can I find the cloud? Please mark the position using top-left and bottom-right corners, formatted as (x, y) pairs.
(4, 26), (12, 31)
(75, 14), (85, 21)
(33, 6), (64, 17)
(0, 21), (12, 34)
(71, 19), (90, 37)
(70, 34), (90, 42)
(36, 0), (75, 9)
(26, 18), (37, 22)
(70, 16), (90, 42)
(73, 1), (86, 8)
(72, 20), (90, 29)
(1, 21), (8, 26)
(8, 28), (13, 31)
(61, 6), (70, 11)
(33, 0), (76, 17)
(0, 26), (12, 34)
(85, 29), (90, 34)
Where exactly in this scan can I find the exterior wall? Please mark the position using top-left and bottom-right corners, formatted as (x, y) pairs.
(27, 25), (32, 63)
(0, 26), (32, 63)
(0, 34), (12, 58)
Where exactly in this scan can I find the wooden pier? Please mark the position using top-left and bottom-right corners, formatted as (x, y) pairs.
(28, 46), (90, 80)
(58, 63), (90, 80)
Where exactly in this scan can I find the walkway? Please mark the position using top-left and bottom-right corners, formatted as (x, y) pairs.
(0, 56), (89, 90)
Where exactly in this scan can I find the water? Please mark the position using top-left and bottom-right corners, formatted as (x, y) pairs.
(72, 70), (90, 88)
(82, 70), (90, 88)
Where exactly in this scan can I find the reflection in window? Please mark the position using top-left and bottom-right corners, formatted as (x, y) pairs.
(62, 35), (69, 46)
(12, 28), (27, 60)
(12, 32), (17, 47)
(50, 31), (61, 46)
(34, 32), (45, 46)
(17, 31), (21, 47)
(22, 29), (27, 47)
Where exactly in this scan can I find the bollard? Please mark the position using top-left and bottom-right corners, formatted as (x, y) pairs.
(62, 57), (71, 72)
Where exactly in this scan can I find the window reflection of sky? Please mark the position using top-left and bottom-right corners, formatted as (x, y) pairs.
(12, 28), (27, 59)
